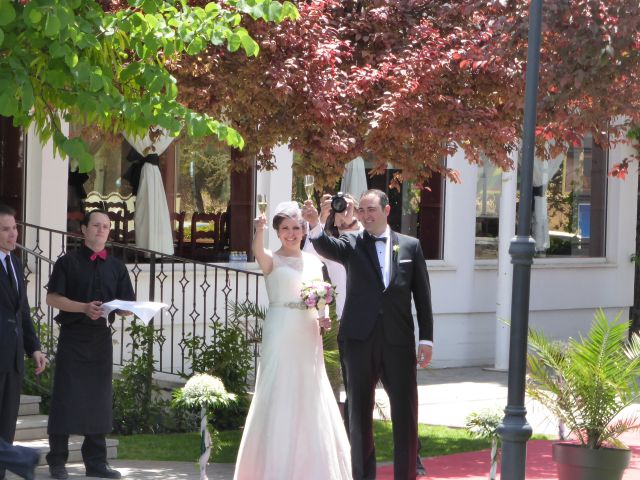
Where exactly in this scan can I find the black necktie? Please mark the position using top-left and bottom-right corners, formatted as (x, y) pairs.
(4, 255), (18, 297)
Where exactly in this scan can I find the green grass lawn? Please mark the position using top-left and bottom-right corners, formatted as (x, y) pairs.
(114, 421), (543, 464)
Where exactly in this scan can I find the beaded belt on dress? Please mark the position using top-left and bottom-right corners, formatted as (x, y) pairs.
(270, 301), (307, 310)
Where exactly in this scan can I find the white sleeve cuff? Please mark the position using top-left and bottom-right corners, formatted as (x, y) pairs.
(419, 340), (433, 347)
(308, 223), (324, 239)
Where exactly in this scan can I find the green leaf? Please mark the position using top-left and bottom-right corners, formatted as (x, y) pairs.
(267, 2), (282, 21)
(46, 69), (68, 88)
(0, 27), (4, 47)
(73, 60), (91, 83)
(204, 2), (219, 14)
(65, 52), (79, 68)
(0, 91), (18, 116)
(281, 1), (299, 20)
(250, 4), (265, 19)
(239, 31), (259, 57)
(148, 74), (165, 94)
(49, 41), (67, 58)
(167, 81), (178, 100)
(20, 82), (34, 111)
(60, 137), (94, 172)
(141, 0), (159, 14)
(0, 0), (16, 26)
(186, 37), (204, 55)
(227, 32), (241, 52)
(89, 69), (103, 91)
(26, 8), (42, 25)
(44, 13), (61, 37)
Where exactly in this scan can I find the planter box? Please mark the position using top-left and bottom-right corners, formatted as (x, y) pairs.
(552, 442), (630, 480)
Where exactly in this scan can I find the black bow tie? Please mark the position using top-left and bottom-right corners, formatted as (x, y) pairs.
(366, 233), (387, 243)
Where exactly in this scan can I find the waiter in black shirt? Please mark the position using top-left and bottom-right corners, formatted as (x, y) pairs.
(45, 210), (134, 479)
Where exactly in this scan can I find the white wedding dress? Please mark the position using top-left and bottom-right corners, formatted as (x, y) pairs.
(234, 252), (352, 480)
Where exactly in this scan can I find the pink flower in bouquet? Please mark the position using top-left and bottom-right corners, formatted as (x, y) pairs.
(300, 280), (336, 311)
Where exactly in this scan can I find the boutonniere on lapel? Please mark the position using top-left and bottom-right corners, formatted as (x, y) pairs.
(392, 244), (400, 258)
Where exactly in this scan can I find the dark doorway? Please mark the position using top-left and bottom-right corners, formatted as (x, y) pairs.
(0, 118), (25, 218)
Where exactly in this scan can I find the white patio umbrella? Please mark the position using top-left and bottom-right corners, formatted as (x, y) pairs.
(123, 129), (175, 255)
(340, 156), (368, 199)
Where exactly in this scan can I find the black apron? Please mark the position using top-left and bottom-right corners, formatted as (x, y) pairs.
(47, 324), (113, 435)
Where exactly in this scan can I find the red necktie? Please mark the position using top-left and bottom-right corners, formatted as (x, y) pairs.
(90, 250), (108, 261)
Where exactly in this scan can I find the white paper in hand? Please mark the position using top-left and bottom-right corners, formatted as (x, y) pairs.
(102, 300), (168, 325)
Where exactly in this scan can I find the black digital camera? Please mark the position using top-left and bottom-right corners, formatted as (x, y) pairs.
(331, 192), (348, 213)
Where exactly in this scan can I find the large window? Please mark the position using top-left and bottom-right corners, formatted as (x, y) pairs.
(474, 134), (607, 259)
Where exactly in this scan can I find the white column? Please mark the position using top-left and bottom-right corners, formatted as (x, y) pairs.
(255, 145), (293, 251)
(494, 156), (518, 370)
(24, 122), (69, 233)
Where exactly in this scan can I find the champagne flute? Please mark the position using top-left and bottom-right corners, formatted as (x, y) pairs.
(304, 175), (315, 200)
(257, 194), (268, 215)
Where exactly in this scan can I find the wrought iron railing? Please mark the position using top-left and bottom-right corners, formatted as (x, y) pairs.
(17, 222), (265, 380)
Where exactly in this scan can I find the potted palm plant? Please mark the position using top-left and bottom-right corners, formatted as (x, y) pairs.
(526, 309), (640, 480)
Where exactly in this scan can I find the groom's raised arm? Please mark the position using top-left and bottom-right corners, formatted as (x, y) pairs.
(302, 200), (352, 264)
(308, 224), (354, 264)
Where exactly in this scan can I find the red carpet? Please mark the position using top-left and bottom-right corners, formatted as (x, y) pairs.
(376, 432), (640, 479)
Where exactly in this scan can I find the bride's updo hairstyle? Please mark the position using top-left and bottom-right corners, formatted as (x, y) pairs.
(272, 201), (305, 232)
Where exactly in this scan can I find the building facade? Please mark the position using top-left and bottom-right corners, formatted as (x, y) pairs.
(2, 122), (637, 369)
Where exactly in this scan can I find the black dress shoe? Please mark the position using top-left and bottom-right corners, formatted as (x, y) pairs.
(86, 464), (122, 479)
(49, 465), (69, 479)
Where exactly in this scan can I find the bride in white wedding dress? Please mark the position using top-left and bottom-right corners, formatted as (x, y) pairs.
(233, 202), (352, 480)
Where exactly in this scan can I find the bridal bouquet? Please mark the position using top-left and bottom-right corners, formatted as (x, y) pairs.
(300, 280), (336, 312)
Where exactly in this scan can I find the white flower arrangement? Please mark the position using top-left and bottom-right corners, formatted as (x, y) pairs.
(174, 373), (236, 409)
(172, 374), (237, 480)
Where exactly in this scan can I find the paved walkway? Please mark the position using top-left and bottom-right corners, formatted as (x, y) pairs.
(7, 366), (635, 479)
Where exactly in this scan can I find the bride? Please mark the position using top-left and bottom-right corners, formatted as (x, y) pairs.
(233, 201), (352, 480)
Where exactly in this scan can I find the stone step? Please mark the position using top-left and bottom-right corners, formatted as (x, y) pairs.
(14, 415), (48, 441)
(14, 436), (119, 465)
(18, 394), (42, 416)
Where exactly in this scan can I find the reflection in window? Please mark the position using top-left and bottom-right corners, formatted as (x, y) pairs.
(67, 124), (135, 236)
(361, 160), (445, 260)
(474, 134), (607, 259)
(475, 159), (502, 259)
(175, 136), (231, 215)
(68, 124), (132, 199)
(174, 137), (231, 256)
(543, 134), (606, 257)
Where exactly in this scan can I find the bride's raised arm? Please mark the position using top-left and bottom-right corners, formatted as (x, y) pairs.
(253, 214), (273, 275)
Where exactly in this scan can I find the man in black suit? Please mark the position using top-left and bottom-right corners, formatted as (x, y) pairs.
(0, 204), (47, 480)
(303, 189), (433, 480)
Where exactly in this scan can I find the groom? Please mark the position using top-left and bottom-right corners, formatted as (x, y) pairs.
(303, 189), (433, 480)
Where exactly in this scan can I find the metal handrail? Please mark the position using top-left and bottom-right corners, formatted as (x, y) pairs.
(16, 221), (265, 379)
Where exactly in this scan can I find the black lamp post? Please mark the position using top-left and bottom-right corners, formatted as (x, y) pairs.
(497, 0), (543, 478)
